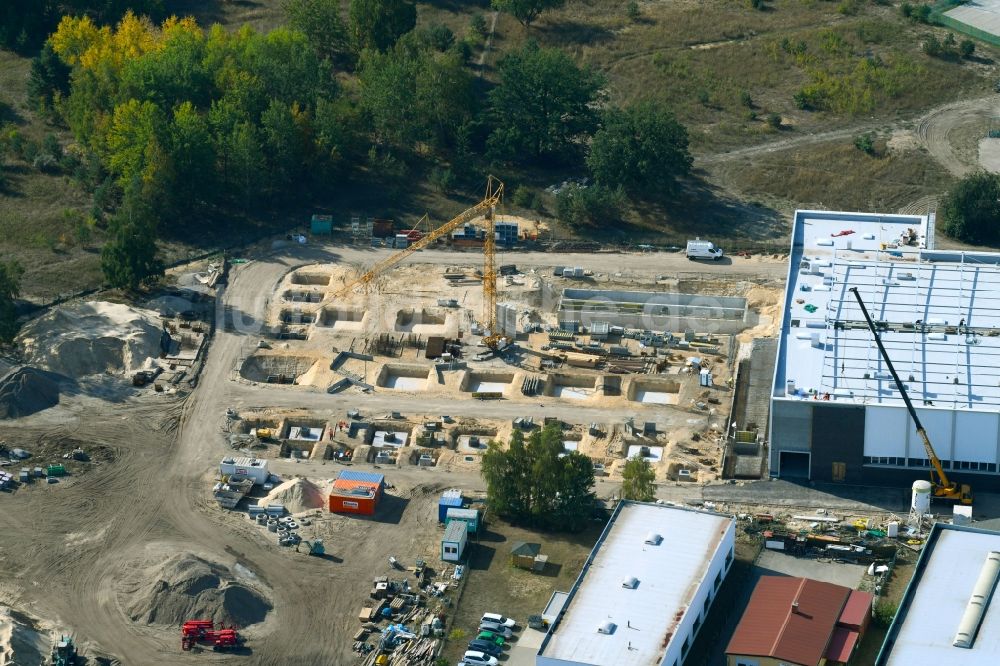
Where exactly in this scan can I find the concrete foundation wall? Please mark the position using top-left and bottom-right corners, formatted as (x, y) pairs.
(558, 288), (748, 334)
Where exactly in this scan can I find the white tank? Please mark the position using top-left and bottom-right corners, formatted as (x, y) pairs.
(786, 379), (796, 396)
(912, 480), (933, 515)
(887, 522), (899, 538)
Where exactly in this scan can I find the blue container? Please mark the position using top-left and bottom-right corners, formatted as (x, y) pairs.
(438, 493), (463, 523)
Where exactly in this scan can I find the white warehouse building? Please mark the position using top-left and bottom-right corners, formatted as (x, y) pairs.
(770, 210), (1000, 489)
(536, 501), (736, 666)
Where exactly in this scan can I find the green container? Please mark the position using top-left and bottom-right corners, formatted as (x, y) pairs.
(47, 464), (66, 477)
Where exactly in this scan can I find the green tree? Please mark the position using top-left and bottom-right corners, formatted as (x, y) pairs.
(261, 99), (309, 189)
(283, 0), (348, 59)
(487, 41), (603, 163)
(621, 455), (655, 501)
(165, 102), (216, 215)
(490, 0), (565, 27)
(481, 424), (595, 531)
(28, 42), (71, 115)
(0, 260), (24, 343)
(349, 0), (417, 53)
(960, 39), (976, 59)
(100, 190), (163, 290)
(587, 103), (692, 197)
(555, 183), (625, 229)
(940, 171), (1000, 244)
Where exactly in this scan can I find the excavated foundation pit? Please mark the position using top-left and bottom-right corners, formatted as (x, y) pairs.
(376, 364), (431, 391)
(460, 371), (515, 394)
(289, 272), (330, 286)
(240, 355), (318, 384)
(627, 378), (681, 405)
(282, 290), (322, 304)
(279, 309), (316, 325)
(317, 307), (366, 330)
(544, 374), (598, 400)
(395, 308), (448, 334)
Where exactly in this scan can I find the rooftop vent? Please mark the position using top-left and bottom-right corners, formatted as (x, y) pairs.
(644, 532), (662, 546)
(622, 577), (639, 589)
(953, 551), (1000, 648)
(597, 622), (617, 635)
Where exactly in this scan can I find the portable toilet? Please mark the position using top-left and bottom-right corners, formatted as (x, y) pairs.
(446, 507), (480, 534)
(441, 520), (468, 562)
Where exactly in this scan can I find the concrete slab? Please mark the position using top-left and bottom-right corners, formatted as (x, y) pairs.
(506, 627), (547, 666)
(755, 550), (867, 589)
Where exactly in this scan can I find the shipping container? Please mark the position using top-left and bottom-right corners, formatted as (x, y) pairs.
(372, 219), (394, 238)
(329, 490), (377, 515)
(441, 520), (468, 562)
(439, 491), (463, 522)
(446, 507), (480, 533)
(310, 214), (333, 235)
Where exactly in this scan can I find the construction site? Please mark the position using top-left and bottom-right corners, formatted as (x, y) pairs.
(15, 179), (954, 666)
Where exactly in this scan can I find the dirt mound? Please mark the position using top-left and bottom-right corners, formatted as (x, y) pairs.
(262, 478), (325, 514)
(18, 302), (167, 378)
(0, 606), (50, 666)
(119, 554), (271, 628)
(0, 366), (63, 419)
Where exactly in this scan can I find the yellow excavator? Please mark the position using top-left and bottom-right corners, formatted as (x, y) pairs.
(323, 176), (507, 348)
(850, 287), (972, 504)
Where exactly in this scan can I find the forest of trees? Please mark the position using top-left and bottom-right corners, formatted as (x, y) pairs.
(13, 0), (693, 288)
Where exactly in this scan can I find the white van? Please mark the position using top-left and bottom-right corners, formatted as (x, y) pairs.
(686, 238), (724, 261)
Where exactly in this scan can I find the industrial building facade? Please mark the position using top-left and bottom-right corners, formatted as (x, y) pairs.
(770, 210), (1000, 489)
(536, 501), (736, 666)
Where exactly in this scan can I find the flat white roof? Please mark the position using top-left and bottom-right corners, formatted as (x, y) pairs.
(538, 502), (733, 665)
(945, 1), (1000, 38)
(881, 525), (1000, 664)
(775, 210), (1000, 410)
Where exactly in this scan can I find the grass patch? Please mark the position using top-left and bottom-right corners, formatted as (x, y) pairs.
(712, 139), (956, 212)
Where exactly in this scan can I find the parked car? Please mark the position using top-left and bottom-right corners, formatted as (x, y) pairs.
(481, 613), (517, 629)
(476, 630), (505, 647)
(477, 621), (512, 638)
(467, 639), (501, 656)
(462, 651), (499, 666)
(685, 238), (724, 260)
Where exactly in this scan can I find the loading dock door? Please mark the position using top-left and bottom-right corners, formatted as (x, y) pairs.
(779, 451), (810, 479)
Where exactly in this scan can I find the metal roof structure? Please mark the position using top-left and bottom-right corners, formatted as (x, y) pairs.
(537, 501), (733, 666)
(336, 470), (385, 485)
(725, 576), (870, 665)
(878, 524), (1000, 665)
(775, 210), (1000, 410)
(442, 520), (467, 543)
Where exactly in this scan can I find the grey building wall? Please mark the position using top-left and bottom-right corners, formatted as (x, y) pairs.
(769, 400), (813, 475)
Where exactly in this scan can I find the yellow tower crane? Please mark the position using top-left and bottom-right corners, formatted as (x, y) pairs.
(325, 176), (506, 347)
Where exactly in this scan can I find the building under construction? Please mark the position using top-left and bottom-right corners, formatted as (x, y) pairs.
(770, 210), (1000, 489)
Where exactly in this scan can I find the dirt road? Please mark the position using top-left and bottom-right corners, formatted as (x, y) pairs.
(697, 94), (998, 173)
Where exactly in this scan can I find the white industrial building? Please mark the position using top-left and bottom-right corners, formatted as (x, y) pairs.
(770, 210), (1000, 488)
(877, 523), (1000, 664)
(536, 501), (736, 666)
(219, 457), (269, 485)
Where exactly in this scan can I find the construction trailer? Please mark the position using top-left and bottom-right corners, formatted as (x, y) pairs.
(441, 520), (468, 562)
(310, 214), (333, 235)
(438, 489), (463, 522)
(219, 457), (269, 484)
(446, 507), (480, 534)
(329, 470), (385, 515)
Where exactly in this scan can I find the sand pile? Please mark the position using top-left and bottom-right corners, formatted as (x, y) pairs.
(262, 478), (325, 513)
(119, 554), (271, 628)
(0, 606), (50, 666)
(0, 366), (63, 419)
(18, 301), (167, 378)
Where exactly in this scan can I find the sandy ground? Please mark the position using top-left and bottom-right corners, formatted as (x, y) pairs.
(0, 242), (789, 664)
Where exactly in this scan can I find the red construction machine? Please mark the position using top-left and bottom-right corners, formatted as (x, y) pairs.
(181, 620), (241, 652)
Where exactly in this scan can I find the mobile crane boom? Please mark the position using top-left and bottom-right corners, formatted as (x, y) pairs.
(849, 287), (972, 504)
